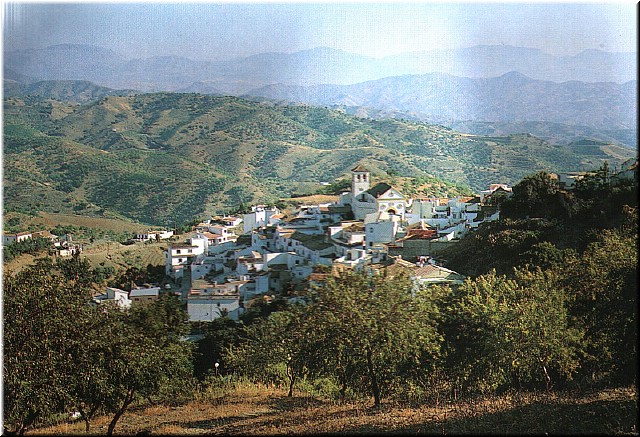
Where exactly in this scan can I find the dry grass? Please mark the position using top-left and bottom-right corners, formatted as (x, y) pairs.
(3, 240), (167, 275)
(279, 194), (340, 206)
(20, 212), (144, 234)
(32, 385), (638, 435)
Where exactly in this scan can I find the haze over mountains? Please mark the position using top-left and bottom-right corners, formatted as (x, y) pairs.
(5, 44), (636, 149)
(5, 44), (636, 91)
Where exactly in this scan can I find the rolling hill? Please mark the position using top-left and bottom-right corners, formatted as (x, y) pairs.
(3, 93), (635, 226)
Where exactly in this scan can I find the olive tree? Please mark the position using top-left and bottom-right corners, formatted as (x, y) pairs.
(441, 268), (581, 394)
(225, 306), (307, 396)
(302, 269), (443, 406)
(3, 259), (94, 434)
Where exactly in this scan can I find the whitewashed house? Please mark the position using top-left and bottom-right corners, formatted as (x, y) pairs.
(165, 243), (205, 278)
(3, 231), (32, 245)
(186, 279), (243, 322)
(243, 205), (281, 233)
(135, 230), (174, 241)
(91, 287), (132, 309)
(365, 216), (400, 249)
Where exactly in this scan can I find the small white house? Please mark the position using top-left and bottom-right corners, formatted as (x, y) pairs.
(186, 285), (243, 322)
(166, 242), (206, 277)
(91, 287), (132, 309)
(135, 230), (174, 241)
(2, 231), (32, 245)
(243, 205), (281, 233)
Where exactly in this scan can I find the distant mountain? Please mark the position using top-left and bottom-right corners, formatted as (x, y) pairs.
(381, 45), (636, 83)
(4, 93), (634, 225)
(5, 44), (127, 82)
(246, 72), (637, 132)
(4, 44), (636, 95)
(447, 120), (638, 150)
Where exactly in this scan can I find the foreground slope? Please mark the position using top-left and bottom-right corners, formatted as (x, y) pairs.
(33, 385), (637, 435)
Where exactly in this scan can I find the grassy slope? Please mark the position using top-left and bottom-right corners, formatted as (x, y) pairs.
(2, 211), (167, 275)
(4, 94), (635, 226)
(33, 384), (637, 435)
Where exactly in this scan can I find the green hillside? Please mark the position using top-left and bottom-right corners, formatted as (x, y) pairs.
(3, 93), (635, 226)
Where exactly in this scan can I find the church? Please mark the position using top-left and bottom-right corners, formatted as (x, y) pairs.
(341, 165), (409, 221)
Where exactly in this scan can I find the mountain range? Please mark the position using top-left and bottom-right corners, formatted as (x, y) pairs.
(5, 44), (636, 92)
(5, 44), (636, 149)
(245, 71), (636, 130)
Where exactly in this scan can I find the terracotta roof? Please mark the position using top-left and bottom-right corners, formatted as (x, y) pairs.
(406, 221), (435, 231)
(351, 164), (369, 172)
(344, 222), (365, 232)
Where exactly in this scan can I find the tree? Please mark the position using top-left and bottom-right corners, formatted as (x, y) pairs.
(127, 293), (191, 346)
(3, 259), (94, 434)
(441, 268), (581, 394)
(302, 269), (442, 406)
(562, 224), (638, 386)
(225, 306), (307, 396)
(103, 331), (193, 436)
(194, 317), (243, 380)
(67, 306), (127, 433)
(500, 171), (567, 219)
(3, 259), (195, 435)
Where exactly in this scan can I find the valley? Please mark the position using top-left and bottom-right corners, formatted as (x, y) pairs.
(3, 92), (634, 228)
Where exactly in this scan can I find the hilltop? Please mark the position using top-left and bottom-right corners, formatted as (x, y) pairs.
(4, 92), (634, 226)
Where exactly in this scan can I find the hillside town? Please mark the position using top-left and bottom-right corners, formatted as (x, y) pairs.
(6, 163), (636, 324)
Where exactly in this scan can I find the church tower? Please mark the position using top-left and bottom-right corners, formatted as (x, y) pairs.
(351, 165), (370, 196)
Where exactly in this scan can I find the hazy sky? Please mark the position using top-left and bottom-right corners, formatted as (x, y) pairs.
(3, 2), (637, 60)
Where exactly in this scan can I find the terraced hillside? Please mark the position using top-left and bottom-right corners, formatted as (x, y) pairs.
(3, 93), (635, 226)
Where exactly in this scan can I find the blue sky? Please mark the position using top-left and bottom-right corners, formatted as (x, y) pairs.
(3, 2), (637, 60)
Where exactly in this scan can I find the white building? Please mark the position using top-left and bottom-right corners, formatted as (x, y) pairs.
(186, 280), (243, 322)
(91, 287), (132, 309)
(165, 243), (205, 278)
(243, 205), (281, 233)
(342, 166), (409, 221)
(135, 230), (174, 241)
(2, 231), (32, 245)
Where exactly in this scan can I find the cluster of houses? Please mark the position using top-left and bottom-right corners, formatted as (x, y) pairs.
(2, 229), (83, 257)
(151, 166), (512, 322)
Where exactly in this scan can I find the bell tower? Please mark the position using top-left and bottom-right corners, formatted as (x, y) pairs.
(351, 165), (370, 196)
